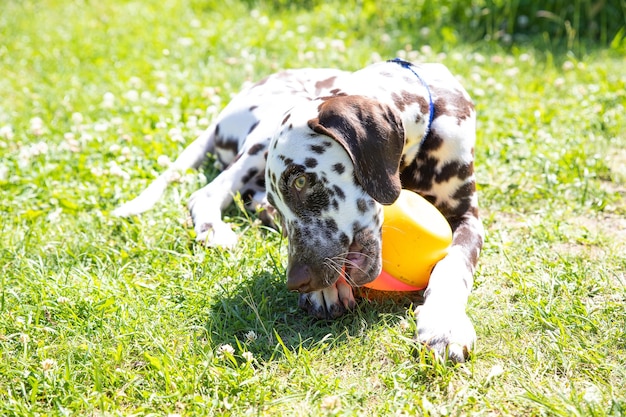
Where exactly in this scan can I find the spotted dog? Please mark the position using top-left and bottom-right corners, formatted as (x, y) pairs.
(115, 59), (484, 363)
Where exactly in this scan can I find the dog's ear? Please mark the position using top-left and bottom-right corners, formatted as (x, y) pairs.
(308, 96), (404, 204)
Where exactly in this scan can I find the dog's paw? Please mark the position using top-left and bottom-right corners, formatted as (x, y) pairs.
(298, 277), (356, 320)
(195, 221), (238, 248)
(415, 302), (476, 363)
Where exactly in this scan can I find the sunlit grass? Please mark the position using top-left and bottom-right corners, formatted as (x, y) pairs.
(1, 0), (625, 415)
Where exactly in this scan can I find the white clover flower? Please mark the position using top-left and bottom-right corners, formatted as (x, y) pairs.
(71, 112), (84, 125)
(209, 95), (221, 106)
(504, 67), (519, 77)
(398, 319), (410, 331)
(330, 39), (345, 52)
(321, 395), (341, 411)
(217, 344), (235, 358)
(244, 330), (258, 343)
(185, 116), (198, 129)
(120, 146), (131, 157)
(202, 86), (217, 98)
(141, 91), (152, 101)
(90, 166), (104, 177)
(128, 76), (142, 88)
(108, 161), (130, 180)
(242, 351), (254, 362)
(47, 208), (62, 223)
(473, 53), (486, 63)
(94, 121), (109, 132)
(25, 141), (49, 156)
(156, 83), (168, 95)
(41, 358), (57, 373)
(583, 384), (602, 405)
(56, 296), (70, 304)
(102, 92), (115, 108)
(63, 132), (80, 153)
(157, 155), (171, 167)
(562, 61), (575, 71)
(178, 37), (193, 47)
(0, 125), (14, 140)
(168, 128), (184, 143)
(29, 117), (45, 136)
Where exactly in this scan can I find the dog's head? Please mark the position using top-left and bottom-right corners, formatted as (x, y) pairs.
(266, 95), (405, 292)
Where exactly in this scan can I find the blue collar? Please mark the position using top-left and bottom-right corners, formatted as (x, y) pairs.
(388, 57), (434, 143)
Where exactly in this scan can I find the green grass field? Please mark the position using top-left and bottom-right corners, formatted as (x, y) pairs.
(1, 0), (625, 415)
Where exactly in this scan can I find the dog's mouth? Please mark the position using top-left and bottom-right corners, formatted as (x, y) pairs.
(286, 227), (381, 292)
(340, 229), (381, 287)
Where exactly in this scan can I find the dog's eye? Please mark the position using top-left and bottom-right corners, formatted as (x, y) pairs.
(293, 175), (307, 191)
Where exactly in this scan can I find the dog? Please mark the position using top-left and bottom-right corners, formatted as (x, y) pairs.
(114, 59), (484, 363)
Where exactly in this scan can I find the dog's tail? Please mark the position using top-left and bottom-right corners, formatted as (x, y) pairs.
(112, 125), (216, 217)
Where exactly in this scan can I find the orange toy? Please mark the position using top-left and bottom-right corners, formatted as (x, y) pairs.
(363, 190), (452, 291)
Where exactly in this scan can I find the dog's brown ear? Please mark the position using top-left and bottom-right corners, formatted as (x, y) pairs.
(308, 96), (405, 204)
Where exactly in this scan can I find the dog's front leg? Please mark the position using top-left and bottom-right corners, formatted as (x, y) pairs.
(188, 153), (265, 248)
(416, 212), (484, 363)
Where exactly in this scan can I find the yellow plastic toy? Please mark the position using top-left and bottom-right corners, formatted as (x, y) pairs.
(363, 189), (452, 291)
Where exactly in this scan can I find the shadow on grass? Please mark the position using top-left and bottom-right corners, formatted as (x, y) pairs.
(204, 270), (424, 361)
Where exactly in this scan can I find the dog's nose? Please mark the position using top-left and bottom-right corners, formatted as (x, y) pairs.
(286, 263), (312, 292)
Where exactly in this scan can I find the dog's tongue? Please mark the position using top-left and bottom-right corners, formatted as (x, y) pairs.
(346, 241), (367, 272)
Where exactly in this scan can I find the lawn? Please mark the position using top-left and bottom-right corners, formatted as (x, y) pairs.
(1, 0), (625, 415)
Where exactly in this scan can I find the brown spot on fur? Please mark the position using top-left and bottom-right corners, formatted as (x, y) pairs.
(450, 215), (483, 267)
(431, 86), (474, 124)
(248, 120), (260, 134)
(310, 144), (326, 154)
(314, 76), (338, 95)
(332, 185), (345, 200)
(241, 168), (259, 185)
(252, 75), (270, 88)
(248, 143), (265, 155)
(391, 91), (422, 113)
(419, 132), (444, 153)
(215, 135), (239, 165)
(332, 163), (345, 174)
(356, 198), (368, 213)
(436, 180), (476, 223)
(436, 161), (473, 183)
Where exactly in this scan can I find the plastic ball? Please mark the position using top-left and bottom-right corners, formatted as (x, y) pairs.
(363, 189), (452, 291)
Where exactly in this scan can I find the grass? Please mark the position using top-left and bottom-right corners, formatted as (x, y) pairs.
(1, 0), (625, 415)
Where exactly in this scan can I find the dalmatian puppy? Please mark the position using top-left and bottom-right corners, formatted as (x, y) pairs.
(266, 59), (484, 362)
(115, 59), (484, 363)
